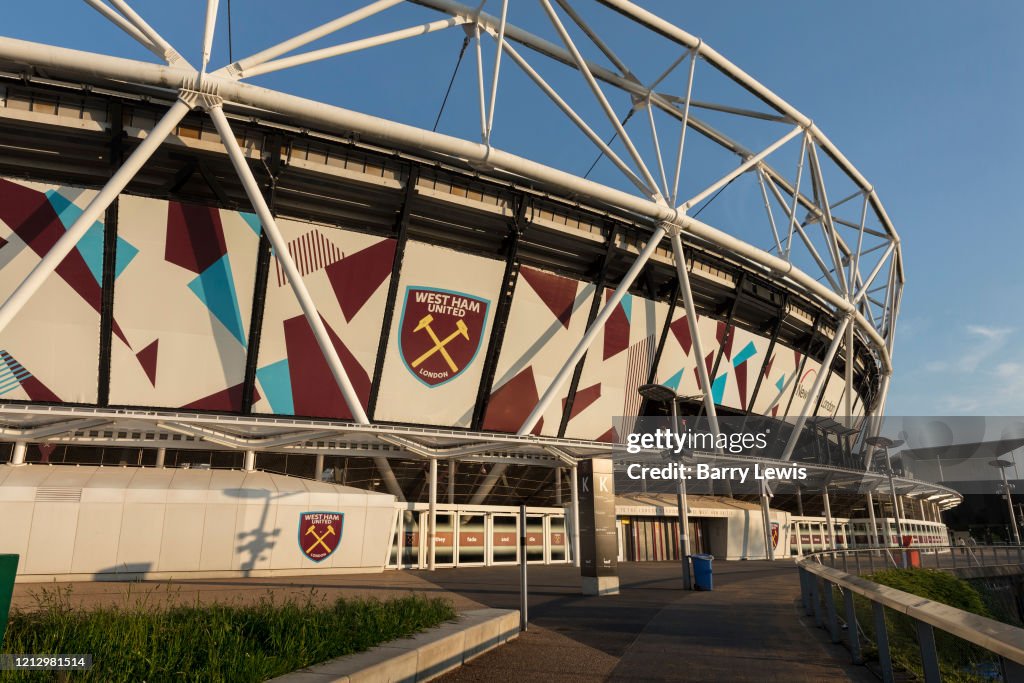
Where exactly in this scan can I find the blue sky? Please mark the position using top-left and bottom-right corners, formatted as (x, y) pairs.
(5, 1), (1024, 416)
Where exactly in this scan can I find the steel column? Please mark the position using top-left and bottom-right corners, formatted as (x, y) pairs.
(571, 463), (580, 568)
(873, 602), (895, 683)
(315, 453), (324, 481)
(760, 482), (774, 561)
(429, 457), (437, 571)
(207, 105), (403, 501)
(448, 460), (456, 505)
(823, 486), (834, 551)
(867, 492), (878, 547)
(9, 441), (26, 466)
(779, 316), (851, 461)
(243, 449), (255, 471)
(155, 447), (166, 468)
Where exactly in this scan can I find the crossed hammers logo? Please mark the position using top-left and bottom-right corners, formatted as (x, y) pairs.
(411, 314), (470, 372)
(304, 523), (336, 555)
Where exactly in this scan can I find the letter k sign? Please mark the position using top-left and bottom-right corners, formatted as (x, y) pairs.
(598, 475), (609, 493)
(582, 476), (590, 494)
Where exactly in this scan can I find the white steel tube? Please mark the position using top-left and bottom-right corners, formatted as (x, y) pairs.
(670, 46), (698, 206)
(448, 459), (456, 504)
(243, 449), (255, 471)
(315, 453), (324, 481)
(760, 484), (774, 560)
(209, 106), (368, 424)
(779, 315), (851, 462)
(571, 463), (580, 568)
(852, 242), (897, 306)
(669, 231), (721, 440)
(155, 447), (166, 468)
(429, 457), (438, 571)
(679, 125), (801, 211)
(823, 486), (834, 551)
(0, 98), (191, 338)
(83, 0), (164, 61)
(484, 0), (509, 141)
(107, 0), (187, 67)
(228, 0), (403, 75)
(9, 441), (26, 466)
(867, 492), (878, 547)
(240, 18), (465, 79)
(517, 225), (667, 435)
(201, 0), (220, 73)
(0, 38), (895, 373)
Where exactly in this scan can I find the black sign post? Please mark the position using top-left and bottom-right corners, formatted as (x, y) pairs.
(577, 458), (620, 595)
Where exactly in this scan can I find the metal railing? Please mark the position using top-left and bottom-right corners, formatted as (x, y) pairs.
(798, 547), (1024, 683)
(809, 544), (1024, 575)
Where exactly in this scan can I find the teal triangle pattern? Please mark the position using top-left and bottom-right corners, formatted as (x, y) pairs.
(256, 359), (294, 415)
(620, 293), (633, 321)
(711, 373), (727, 405)
(188, 254), (247, 347)
(733, 341), (757, 367)
(664, 367), (684, 392)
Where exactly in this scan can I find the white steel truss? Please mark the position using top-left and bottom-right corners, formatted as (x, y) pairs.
(0, 0), (905, 484)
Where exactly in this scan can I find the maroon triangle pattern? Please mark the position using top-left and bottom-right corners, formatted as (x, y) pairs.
(325, 238), (397, 322)
(563, 382), (601, 422)
(669, 314), (694, 356)
(136, 339), (159, 387)
(519, 266), (578, 329)
(284, 314), (370, 420)
(603, 291), (630, 360)
(164, 201), (228, 274)
(181, 382), (257, 412)
(736, 360), (748, 411)
(482, 366), (543, 435)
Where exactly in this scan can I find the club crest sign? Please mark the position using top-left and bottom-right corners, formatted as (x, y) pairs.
(771, 521), (780, 549)
(299, 511), (343, 562)
(398, 287), (489, 387)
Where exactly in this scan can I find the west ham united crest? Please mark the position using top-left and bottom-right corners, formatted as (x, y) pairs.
(398, 287), (489, 387)
(771, 521), (780, 549)
(299, 511), (343, 562)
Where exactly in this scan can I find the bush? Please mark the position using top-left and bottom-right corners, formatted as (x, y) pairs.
(853, 568), (998, 682)
(1, 586), (456, 682)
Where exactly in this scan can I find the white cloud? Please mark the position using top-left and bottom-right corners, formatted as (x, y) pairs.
(967, 325), (1012, 341)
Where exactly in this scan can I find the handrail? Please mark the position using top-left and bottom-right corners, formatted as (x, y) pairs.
(797, 548), (1024, 682)
(803, 544), (1024, 574)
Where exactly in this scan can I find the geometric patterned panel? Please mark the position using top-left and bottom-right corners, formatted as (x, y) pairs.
(374, 240), (504, 428)
(652, 305), (720, 410)
(482, 265), (596, 436)
(109, 195), (260, 410)
(751, 341), (803, 419)
(0, 177), (102, 403)
(563, 291), (670, 442)
(253, 218), (395, 420)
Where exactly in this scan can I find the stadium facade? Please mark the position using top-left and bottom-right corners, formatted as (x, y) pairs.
(0, 0), (959, 580)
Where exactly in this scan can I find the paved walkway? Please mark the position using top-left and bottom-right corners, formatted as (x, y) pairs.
(11, 562), (871, 682)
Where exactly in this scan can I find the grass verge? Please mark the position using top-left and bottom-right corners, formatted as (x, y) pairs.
(1, 585), (456, 682)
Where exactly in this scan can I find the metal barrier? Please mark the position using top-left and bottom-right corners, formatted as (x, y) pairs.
(811, 544), (1024, 574)
(798, 548), (1024, 682)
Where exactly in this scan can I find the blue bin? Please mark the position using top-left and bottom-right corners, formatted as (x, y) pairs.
(692, 553), (714, 591)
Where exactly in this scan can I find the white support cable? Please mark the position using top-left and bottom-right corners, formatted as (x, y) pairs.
(240, 18), (467, 79)
(201, 0), (220, 74)
(786, 133), (807, 259)
(208, 105), (406, 502)
(762, 171), (842, 292)
(779, 315), (852, 462)
(538, 0), (663, 203)
(851, 242), (896, 306)
(223, 0), (404, 77)
(670, 46), (698, 206)
(83, 0), (164, 61)
(517, 224), (668, 436)
(806, 140), (849, 296)
(473, 21), (487, 142)
(553, 0), (632, 78)
(669, 230), (722, 446)
(107, 0), (189, 67)
(756, 168), (784, 255)
(500, 40), (650, 195)
(0, 98), (191, 338)
(679, 124), (801, 212)
(484, 0), (509, 143)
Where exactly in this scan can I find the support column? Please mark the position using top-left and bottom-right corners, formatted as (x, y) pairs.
(448, 460), (456, 505)
(780, 315), (852, 461)
(315, 453), (324, 481)
(9, 441), (27, 466)
(760, 482), (775, 561)
(155, 447), (166, 468)
(896, 494), (906, 522)
(571, 463), (580, 568)
(823, 487), (834, 551)
(207, 104), (403, 501)
(555, 467), (562, 506)
(243, 449), (256, 471)
(428, 458), (437, 571)
(867, 492), (878, 547)
(796, 487), (804, 517)
(918, 498), (925, 522)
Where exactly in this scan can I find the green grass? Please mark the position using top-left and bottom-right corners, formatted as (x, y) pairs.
(1, 585), (456, 682)
(838, 568), (1000, 682)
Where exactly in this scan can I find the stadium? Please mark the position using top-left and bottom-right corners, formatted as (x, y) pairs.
(0, 0), (960, 580)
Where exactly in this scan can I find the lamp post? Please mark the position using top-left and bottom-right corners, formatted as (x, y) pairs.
(989, 459), (1021, 546)
(866, 436), (905, 551)
(639, 383), (693, 590)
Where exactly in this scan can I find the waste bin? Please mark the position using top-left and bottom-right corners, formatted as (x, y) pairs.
(0, 554), (18, 647)
(692, 553), (714, 591)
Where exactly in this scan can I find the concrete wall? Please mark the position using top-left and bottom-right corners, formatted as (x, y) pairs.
(0, 465), (396, 582)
